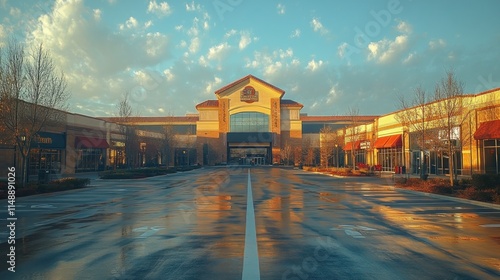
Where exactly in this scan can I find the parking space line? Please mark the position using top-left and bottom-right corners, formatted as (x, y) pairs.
(242, 169), (260, 280)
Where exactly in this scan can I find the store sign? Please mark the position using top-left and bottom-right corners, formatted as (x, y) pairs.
(360, 141), (370, 150)
(31, 132), (66, 149)
(240, 86), (259, 103)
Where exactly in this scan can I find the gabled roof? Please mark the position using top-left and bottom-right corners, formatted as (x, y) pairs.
(196, 100), (219, 109)
(281, 99), (303, 108)
(214, 74), (285, 97)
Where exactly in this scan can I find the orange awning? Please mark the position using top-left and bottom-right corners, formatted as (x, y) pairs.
(474, 120), (500, 140)
(375, 135), (402, 149)
(75, 136), (109, 149)
(384, 135), (402, 148)
(374, 135), (391, 148)
(343, 140), (360, 151)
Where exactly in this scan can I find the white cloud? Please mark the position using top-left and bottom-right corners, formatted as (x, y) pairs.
(277, 4), (285, 15)
(189, 37), (200, 53)
(163, 68), (174, 81)
(9, 7), (21, 17)
(207, 42), (230, 60)
(205, 76), (222, 94)
(311, 17), (329, 35)
(306, 59), (323, 72)
(225, 29), (237, 38)
(396, 20), (412, 34)
(93, 9), (101, 21)
(291, 29), (300, 38)
(186, 1), (201, 12)
(0, 25), (6, 47)
(429, 39), (446, 50)
(239, 32), (252, 50)
(403, 52), (416, 64)
(147, 0), (172, 17)
(264, 61), (283, 75)
(120, 17), (138, 30)
(367, 35), (409, 63)
(337, 42), (349, 58)
(326, 84), (340, 104)
(25, 0), (171, 116)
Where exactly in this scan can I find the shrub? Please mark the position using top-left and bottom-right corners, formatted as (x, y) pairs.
(38, 178), (90, 193)
(457, 187), (495, 202)
(471, 174), (500, 190)
(99, 167), (179, 179)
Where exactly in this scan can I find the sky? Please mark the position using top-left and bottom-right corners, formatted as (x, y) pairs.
(1, 0), (499, 117)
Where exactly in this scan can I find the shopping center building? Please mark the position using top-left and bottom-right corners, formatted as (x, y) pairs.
(1, 74), (499, 179)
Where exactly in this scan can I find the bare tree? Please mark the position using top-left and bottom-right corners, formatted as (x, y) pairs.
(116, 93), (139, 168)
(162, 125), (176, 167)
(281, 140), (292, 165)
(0, 41), (69, 186)
(395, 86), (438, 179)
(320, 126), (338, 168)
(434, 70), (469, 186)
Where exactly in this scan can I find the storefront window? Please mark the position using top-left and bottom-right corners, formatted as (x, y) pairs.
(230, 112), (269, 132)
(377, 148), (403, 172)
(484, 139), (499, 174)
(76, 148), (105, 172)
(28, 149), (62, 176)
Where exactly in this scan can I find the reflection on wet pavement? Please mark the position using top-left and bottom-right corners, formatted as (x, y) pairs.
(0, 167), (498, 279)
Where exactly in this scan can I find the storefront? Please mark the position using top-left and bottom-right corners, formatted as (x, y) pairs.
(109, 140), (126, 169)
(344, 140), (367, 167)
(374, 135), (403, 172)
(474, 120), (500, 174)
(74, 136), (109, 172)
(27, 132), (66, 177)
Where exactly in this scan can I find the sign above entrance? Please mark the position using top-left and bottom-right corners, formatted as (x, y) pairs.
(240, 86), (259, 103)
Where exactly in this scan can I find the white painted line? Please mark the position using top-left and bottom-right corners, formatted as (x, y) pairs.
(480, 224), (500, 228)
(242, 169), (260, 280)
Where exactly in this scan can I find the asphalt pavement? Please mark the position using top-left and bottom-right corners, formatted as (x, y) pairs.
(1, 166), (499, 279)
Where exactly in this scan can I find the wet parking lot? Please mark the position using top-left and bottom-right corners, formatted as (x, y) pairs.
(1, 167), (499, 279)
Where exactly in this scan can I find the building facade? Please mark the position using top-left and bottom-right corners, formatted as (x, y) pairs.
(2, 75), (499, 179)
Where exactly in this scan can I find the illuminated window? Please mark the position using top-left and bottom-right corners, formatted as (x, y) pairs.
(230, 112), (269, 132)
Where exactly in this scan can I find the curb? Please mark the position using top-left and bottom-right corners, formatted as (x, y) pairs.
(392, 187), (500, 210)
(307, 170), (500, 211)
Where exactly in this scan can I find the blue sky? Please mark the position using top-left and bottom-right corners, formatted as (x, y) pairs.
(1, 0), (499, 117)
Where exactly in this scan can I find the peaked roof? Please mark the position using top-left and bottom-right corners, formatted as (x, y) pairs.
(196, 100), (219, 109)
(281, 99), (304, 108)
(214, 74), (285, 97)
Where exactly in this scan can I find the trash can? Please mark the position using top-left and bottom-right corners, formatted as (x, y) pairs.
(38, 170), (50, 184)
(394, 166), (399, 174)
(401, 166), (406, 174)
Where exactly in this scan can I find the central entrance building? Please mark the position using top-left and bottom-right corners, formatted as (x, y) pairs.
(195, 75), (303, 165)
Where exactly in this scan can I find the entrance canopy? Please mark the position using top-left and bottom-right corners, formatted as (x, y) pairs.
(474, 120), (500, 140)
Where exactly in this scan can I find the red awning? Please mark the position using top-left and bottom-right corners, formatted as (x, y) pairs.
(75, 136), (109, 149)
(474, 120), (500, 140)
(374, 135), (402, 149)
(343, 140), (360, 151)
(384, 135), (402, 148)
(374, 135), (391, 149)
